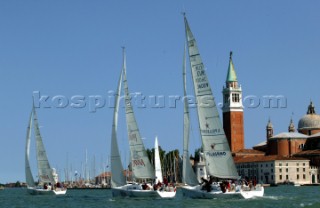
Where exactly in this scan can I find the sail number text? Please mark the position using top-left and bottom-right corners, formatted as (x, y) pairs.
(132, 159), (146, 167)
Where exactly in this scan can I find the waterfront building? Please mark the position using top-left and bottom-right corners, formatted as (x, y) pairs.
(267, 130), (308, 157)
(220, 52), (320, 185)
(95, 172), (111, 186)
(248, 102), (320, 184)
(234, 156), (313, 185)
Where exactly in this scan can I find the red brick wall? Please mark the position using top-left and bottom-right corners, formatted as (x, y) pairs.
(290, 139), (307, 155)
(268, 138), (307, 156)
(223, 111), (244, 152)
(278, 140), (289, 157)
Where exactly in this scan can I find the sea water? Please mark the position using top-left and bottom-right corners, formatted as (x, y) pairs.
(0, 186), (319, 208)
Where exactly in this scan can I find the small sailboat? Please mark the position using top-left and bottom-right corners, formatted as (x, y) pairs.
(25, 105), (66, 195)
(111, 48), (162, 198)
(154, 136), (176, 198)
(181, 14), (264, 199)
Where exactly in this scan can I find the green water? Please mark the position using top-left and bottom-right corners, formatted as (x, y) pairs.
(0, 186), (319, 208)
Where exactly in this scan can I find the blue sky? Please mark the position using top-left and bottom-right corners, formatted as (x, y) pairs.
(1, 0), (319, 183)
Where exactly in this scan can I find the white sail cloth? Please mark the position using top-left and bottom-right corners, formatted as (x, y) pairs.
(110, 61), (126, 188)
(184, 16), (239, 179)
(122, 48), (155, 180)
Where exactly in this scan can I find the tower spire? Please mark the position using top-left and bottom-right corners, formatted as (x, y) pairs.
(307, 100), (316, 114)
(226, 51), (238, 87)
(288, 117), (295, 132)
(266, 118), (273, 139)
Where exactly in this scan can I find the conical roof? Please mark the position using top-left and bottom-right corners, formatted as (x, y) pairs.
(266, 118), (273, 128)
(226, 51), (238, 83)
(288, 118), (295, 132)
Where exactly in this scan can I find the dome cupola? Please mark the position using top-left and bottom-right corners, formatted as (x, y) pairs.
(298, 101), (320, 135)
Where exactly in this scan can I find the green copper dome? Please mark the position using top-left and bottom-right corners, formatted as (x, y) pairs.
(226, 51), (238, 82)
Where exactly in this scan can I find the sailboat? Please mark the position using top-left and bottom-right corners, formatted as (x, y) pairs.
(181, 14), (264, 199)
(111, 48), (167, 198)
(154, 136), (176, 198)
(25, 105), (66, 195)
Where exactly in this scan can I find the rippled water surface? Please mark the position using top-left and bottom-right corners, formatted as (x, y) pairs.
(0, 186), (319, 208)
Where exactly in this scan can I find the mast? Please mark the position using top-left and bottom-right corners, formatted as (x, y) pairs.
(85, 149), (88, 183)
(184, 15), (239, 179)
(173, 152), (176, 182)
(66, 152), (69, 183)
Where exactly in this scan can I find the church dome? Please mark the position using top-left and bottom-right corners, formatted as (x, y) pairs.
(298, 114), (320, 130)
(298, 101), (320, 130)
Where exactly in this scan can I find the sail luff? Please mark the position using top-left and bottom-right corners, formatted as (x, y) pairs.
(184, 16), (239, 179)
(182, 43), (199, 185)
(122, 48), (155, 179)
(154, 136), (163, 183)
(25, 111), (35, 187)
(110, 54), (126, 187)
(33, 106), (55, 184)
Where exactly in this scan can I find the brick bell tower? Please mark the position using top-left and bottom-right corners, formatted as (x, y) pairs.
(222, 51), (244, 152)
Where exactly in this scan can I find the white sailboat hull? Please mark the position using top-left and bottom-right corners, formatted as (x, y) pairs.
(181, 184), (264, 199)
(112, 184), (176, 198)
(181, 184), (243, 199)
(112, 184), (158, 198)
(156, 189), (176, 198)
(240, 185), (264, 199)
(27, 187), (67, 195)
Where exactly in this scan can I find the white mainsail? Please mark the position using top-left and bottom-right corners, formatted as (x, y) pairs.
(182, 43), (199, 186)
(184, 16), (239, 179)
(154, 136), (163, 183)
(122, 48), (155, 179)
(25, 111), (35, 187)
(110, 55), (126, 188)
(33, 106), (55, 184)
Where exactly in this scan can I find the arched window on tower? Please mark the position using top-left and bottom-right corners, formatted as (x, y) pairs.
(232, 93), (240, 103)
